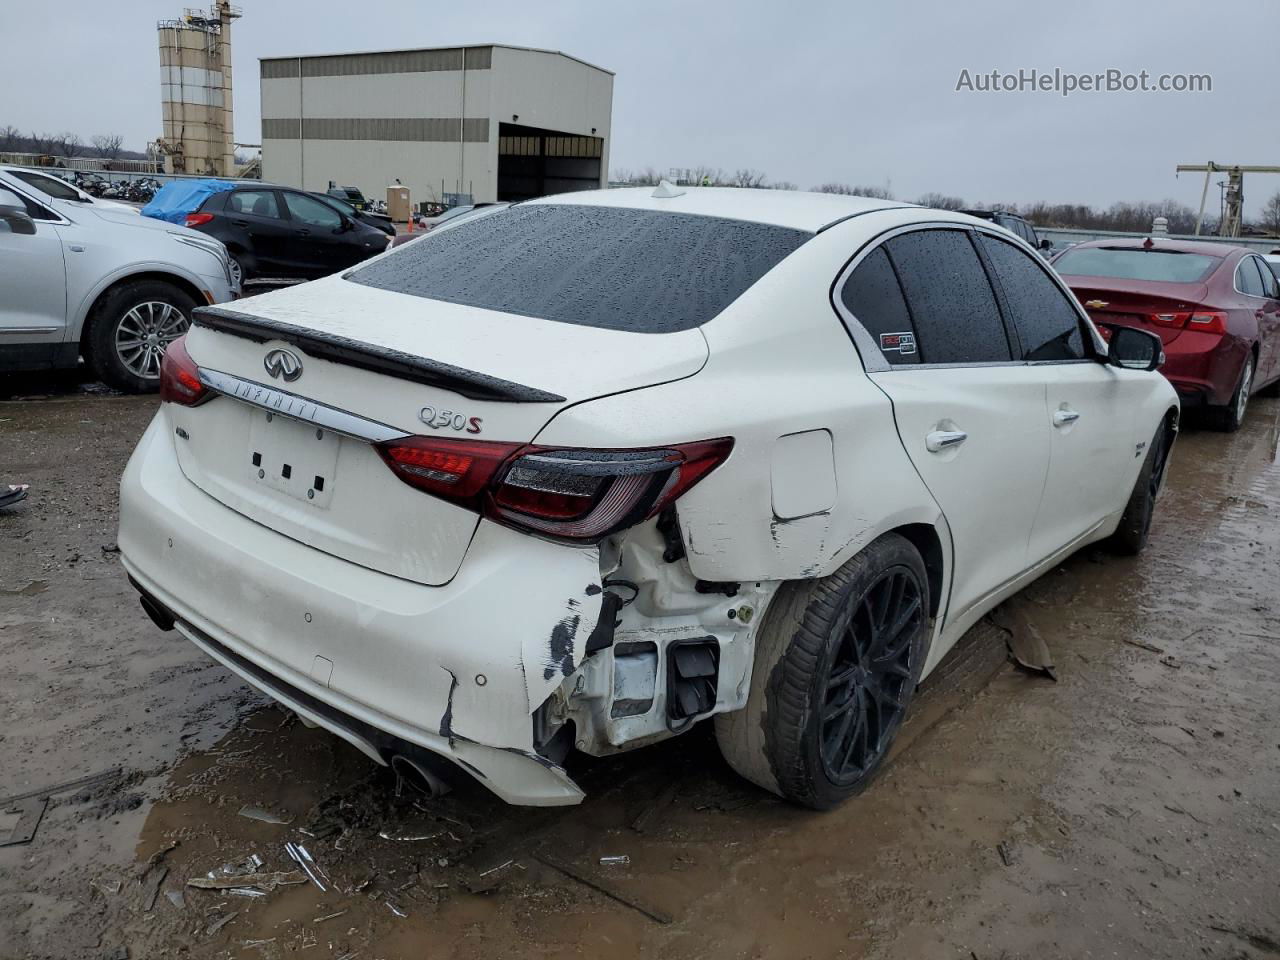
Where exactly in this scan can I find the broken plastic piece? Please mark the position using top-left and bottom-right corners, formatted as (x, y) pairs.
(285, 842), (327, 892)
(237, 804), (293, 825)
(599, 855), (631, 866)
(228, 887), (268, 898)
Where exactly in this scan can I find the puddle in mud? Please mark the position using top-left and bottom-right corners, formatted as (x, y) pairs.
(0, 579), (48, 596)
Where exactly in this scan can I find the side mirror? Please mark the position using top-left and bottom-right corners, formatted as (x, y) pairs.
(1107, 326), (1163, 372)
(0, 203), (36, 236)
(1039, 238), (1052, 251)
(0, 187), (35, 235)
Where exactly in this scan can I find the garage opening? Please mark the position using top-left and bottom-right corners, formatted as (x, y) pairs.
(497, 123), (604, 202)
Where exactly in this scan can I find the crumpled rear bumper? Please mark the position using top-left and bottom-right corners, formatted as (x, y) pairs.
(118, 410), (602, 805)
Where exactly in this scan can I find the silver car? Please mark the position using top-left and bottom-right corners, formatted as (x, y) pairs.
(0, 169), (237, 392)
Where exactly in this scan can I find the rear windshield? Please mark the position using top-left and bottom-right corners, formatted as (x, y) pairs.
(346, 204), (812, 333)
(1054, 247), (1219, 283)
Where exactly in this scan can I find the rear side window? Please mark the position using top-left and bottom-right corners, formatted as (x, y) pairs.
(1237, 257), (1266, 297)
(884, 230), (1012, 364)
(12, 171), (80, 202)
(348, 204), (812, 333)
(1054, 247), (1219, 283)
(1257, 258), (1280, 298)
(227, 190), (282, 219)
(978, 234), (1085, 361)
(840, 247), (919, 364)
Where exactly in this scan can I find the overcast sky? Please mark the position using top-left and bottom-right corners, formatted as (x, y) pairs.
(4, 0), (1277, 216)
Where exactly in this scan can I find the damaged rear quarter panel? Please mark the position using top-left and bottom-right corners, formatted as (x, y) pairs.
(532, 219), (945, 585)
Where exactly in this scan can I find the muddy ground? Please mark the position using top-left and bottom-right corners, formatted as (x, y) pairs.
(2, 371), (1279, 960)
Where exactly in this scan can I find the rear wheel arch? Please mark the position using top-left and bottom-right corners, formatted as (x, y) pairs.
(888, 522), (944, 620)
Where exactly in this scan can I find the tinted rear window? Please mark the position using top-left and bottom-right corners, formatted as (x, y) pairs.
(347, 204), (812, 333)
(1054, 247), (1219, 283)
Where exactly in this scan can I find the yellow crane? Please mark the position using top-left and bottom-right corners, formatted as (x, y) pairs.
(1176, 163), (1280, 238)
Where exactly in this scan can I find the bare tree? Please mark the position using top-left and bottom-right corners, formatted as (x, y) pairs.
(689, 165), (726, 187)
(731, 168), (768, 189)
(1262, 190), (1280, 236)
(0, 125), (21, 152)
(91, 133), (125, 161)
(814, 182), (894, 200)
(916, 192), (966, 210)
(53, 131), (83, 158)
(770, 180), (799, 191)
(29, 130), (58, 155)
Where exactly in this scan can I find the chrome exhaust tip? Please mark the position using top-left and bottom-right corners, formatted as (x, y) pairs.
(390, 754), (453, 800)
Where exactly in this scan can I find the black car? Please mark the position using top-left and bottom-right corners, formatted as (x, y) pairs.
(326, 183), (367, 211)
(961, 209), (1053, 256)
(312, 191), (395, 237)
(185, 186), (390, 284)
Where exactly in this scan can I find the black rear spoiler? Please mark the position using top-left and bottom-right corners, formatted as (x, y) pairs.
(191, 306), (566, 404)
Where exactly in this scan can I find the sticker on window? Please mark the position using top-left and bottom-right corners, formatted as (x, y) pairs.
(879, 332), (917, 356)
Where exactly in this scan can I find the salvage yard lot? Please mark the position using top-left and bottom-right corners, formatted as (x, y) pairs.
(2, 382), (1279, 959)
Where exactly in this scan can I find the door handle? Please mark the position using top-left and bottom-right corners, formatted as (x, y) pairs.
(1053, 409), (1081, 427)
(231, 218), (248, 227)
(296, 228), (312, 237)
(925, 430), (968, 453)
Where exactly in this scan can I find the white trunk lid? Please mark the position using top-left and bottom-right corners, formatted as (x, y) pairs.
(170, 276), (708, 586)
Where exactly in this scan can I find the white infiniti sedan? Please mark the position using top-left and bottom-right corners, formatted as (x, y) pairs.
(117, 187), (1177, 808)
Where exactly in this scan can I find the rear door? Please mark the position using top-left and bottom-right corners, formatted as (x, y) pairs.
(1240, 256), (1280, 386)
(977, 231), (1137, 556)
(841, 227), (1050, 622)
(222, 189), (296, 276)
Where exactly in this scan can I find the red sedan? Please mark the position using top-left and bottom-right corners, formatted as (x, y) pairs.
(1054, 238), (1280, 431)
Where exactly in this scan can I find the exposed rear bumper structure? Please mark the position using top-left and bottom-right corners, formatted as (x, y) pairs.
(119, 412), (603, 806)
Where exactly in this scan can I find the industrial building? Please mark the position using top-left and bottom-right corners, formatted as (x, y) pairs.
(259, 44), (614, 207)
(156, 2), (240, 176)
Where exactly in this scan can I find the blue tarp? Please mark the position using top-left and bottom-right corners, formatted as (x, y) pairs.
(141, 178), (237, 224)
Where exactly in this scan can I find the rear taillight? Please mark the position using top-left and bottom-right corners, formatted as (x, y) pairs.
(159, 335), (210, 406)
(1186, 310), (1228, 335)
(1146, 310), (1227, 334)
(185, 212), (214, 227)
(377, 436), (734, 543)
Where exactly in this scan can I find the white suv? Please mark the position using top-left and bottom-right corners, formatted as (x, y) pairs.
(117, 188), (1177, 808)
(0, 169), (236, 392)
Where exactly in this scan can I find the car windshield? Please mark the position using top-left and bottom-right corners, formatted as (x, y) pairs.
(1054, 247), (1220, 283)
(316, 193), (354, 214)
(347, 204), (812, 333)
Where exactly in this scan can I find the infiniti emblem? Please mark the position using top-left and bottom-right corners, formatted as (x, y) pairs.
(264, 348), (303, 382)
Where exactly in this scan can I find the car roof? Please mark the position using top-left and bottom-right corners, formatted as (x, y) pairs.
(1062, 237), (1238, 258)
(528, 186), (913, 232)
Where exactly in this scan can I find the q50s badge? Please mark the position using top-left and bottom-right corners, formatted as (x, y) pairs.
(420, 406), (483, 434)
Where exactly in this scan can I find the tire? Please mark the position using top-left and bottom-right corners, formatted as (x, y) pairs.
(84, 280), (195, 393)
(227, 253), (247, 289)
(715, 533), (931, 810)
(1209, 353), (1254, 433)
(1106, 424), (1168, 556)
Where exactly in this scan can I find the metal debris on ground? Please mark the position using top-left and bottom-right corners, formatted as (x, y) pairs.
(1, 797), (48, 847)
(187, 871), (306, 892)
(385, 900), (408, 918)
(1120, 638), (1165, 654)
(285, 842), (328, 891)
(377, 822), (444, 842)
(238, 804), (294, 825)
(996, 841), (1018, 866)
(989, 602), (1057, 681)
(228, 887), (268, 898)
(205, 911), (239, 937)
(140, 865), (168, 912)
(479, 859), (514, 877)
(599, 855), (631, 866)
(312, 909), (348, 923)
(536, 853), (673, 926)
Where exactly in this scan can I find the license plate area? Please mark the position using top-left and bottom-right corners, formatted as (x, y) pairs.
(247, 411), (340, 508)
